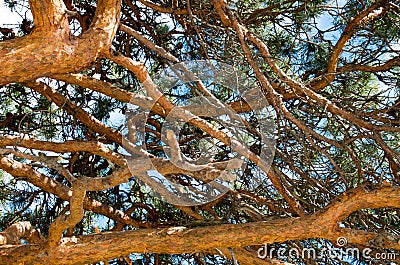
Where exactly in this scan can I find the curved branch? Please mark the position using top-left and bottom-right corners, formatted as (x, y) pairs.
(165, 129), (242, 175)
(0, 156), (152, 228)
(309, 0), (390, 90)
(338, 56), (400, 73)
(0, 222), (43, 245)
(0, 0), (121, 86)
(47, 184), (86, 247)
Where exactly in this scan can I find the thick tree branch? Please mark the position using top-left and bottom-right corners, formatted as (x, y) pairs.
(0, 0), (121, 86)
(47, 184), (86, 247)
(1, 185), (399, 264)
(28, 0), (68, 31)
(0, 222), (43, 245)
(54, 71), (260, 115)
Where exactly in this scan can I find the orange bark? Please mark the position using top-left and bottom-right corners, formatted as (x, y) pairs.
(0, 0), (121, 86)
(0, 186), (399, 264)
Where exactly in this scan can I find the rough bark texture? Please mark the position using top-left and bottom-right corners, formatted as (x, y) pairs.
(0, 0), (120, 85)
(1, 186), (399, 264)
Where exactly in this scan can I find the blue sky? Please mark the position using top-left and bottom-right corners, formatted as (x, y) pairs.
(0, 0), (24, 26)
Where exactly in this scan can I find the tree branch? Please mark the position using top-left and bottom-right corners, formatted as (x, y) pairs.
(1, 185), (399, 264)
(136, 0), (188, 15)
(213, 0), (400, 136)
(338, 56), (400, 73)
(0, 0), (122, 86)
(24, 80), (143, 155)
(309, 0), (390, 90)
(0, 136), (125, 166)
(109, 52), (305, 216)
(47, 183), (85, 247)
(28, 0), (68, 31)
(0, 222), (43, 245)
(0, 156), (153, 228)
